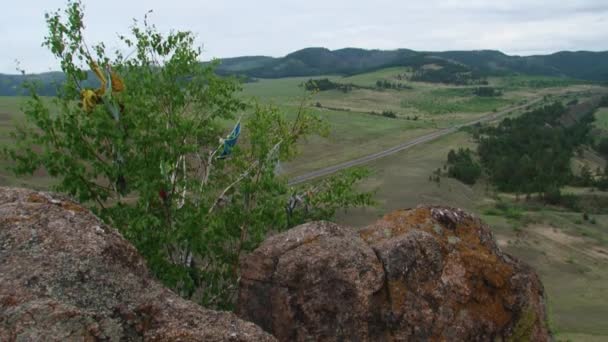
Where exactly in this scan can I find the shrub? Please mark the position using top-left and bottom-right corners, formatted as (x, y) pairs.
(446, 148), (482, 185)
(597, 137), (608, 157)
(381, 110), (397, 118)
(543, 187), (562, 205)
(3, 0), (372, 309)
(474, 87), (502, 97)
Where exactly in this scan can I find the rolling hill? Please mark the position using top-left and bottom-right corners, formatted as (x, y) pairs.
(2, 48), (607, 95)
(214, 48), (608, 81)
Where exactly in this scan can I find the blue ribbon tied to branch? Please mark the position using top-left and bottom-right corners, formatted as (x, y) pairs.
(218, 121), (241, 159)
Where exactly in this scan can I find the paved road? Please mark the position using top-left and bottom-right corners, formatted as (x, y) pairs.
(288, 98), (543, 186)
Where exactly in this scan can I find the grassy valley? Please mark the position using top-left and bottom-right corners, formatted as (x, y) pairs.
(240, 67), (608, 340)
(1, 61), (608, 340)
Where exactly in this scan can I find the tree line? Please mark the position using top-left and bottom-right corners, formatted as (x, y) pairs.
(375, 79), (412, 90)
(303, 78), (354, 93)
(444, 99), (608, 202)
(477, 102), (594, 198)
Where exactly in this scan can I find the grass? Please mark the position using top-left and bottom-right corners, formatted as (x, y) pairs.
(593, 107), (608, 131)
(1, 70), (608, 338)
(336, 67), (413, 88)
(523, 220), (608, 338)
(241, 76), (313, 104)
(334, 130), (608, 339)
(400, 94), (513, 115)
(237, 70), (555, 177)
(314, 88), (407, 115)
(282, 105), (435, 175)
(240, 71), (523, 175)
(335, 131), (483, 225)
(2, 71), (601, 184)
(0, 97), (27, 185)
(483, 201), (526, 221)
(0, 96), (57, 188)
(494, 75), (587, 90)
(0, 96), (25, 138)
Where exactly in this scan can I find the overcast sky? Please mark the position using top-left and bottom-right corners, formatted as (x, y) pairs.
(2, 0), (608, 74)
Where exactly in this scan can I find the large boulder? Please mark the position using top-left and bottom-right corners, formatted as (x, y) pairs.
(237, 206), (550, 341)
(0, 187), (274, 341)
(238, 221), (386, 341)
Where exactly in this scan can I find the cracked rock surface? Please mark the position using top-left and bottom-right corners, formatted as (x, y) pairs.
(0, 187), (275, 341)
(237, 206), (551, 342)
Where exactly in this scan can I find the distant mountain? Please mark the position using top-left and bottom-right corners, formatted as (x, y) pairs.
(214, 48), (419, 78)
(214, 48), (608, 81)
(2, 48), (607, 95)
(0, 71), (99, 96)
(429, 50), (608, 80)
(211, 56), (275, 73)
(0, 72), (65, 96)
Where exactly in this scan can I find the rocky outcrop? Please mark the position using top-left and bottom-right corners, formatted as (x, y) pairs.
(0, 186), (551, 341)
(237, 206), (550, 341)
(0, 187), (274, 341)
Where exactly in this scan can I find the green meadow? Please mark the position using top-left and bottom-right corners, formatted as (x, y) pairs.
(336, 131), (608, 341)
(1, 68), (607, 340)
(244, 69), (608, 340)
(0, 96), (56, 188)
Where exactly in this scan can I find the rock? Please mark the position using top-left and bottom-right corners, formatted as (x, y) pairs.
(237, 206), (551, 341)
(0, 187), (275, 342)
(238, 221), (385, 341)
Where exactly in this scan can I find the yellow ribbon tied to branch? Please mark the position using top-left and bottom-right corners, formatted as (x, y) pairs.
(80, 62), (124, 112)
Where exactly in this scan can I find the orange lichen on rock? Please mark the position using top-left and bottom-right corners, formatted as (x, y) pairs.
(360, 206), (541, 341)
(359, 207), (433, 243)
(26, 193), (49, 203)
(60, 201), (87, 213)
(26, 191), (86, 212)
(238, 205), (551, 341)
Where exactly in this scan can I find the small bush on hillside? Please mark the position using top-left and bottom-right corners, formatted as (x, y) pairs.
(304, 78), (352, 92)
(543, 186), (562, 205)
(376, 79), (412, 90)
(382, 110), (397, 118)
(446, 148), (482, 185)
(574, 165), (594, 187)
(474, 86), (502, 97)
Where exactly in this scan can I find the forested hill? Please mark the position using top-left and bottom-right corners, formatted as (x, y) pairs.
(2, 48), (608, 95)
(214, 48), (608, 81)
